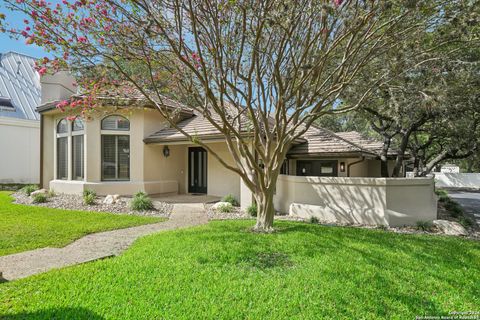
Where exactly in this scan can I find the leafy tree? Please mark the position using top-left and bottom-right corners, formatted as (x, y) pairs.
(2, 0), (433, 231)
(341, 0), (480, 177)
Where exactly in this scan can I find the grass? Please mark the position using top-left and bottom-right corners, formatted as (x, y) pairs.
(0, 220), (478, 319)
(0, 192), (163, 256)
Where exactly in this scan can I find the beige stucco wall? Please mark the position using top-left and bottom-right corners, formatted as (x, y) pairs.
(42, 107), (242, 198)
(0, 117), (40, 184)
(273, 175), (437, 227)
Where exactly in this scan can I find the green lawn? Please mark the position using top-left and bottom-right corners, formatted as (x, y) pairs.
(0, 191), (162, 256)
(0, 220), (478, 319)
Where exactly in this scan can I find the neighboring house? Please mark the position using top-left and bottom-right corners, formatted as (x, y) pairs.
(37, 76), (436, 226)
(0, 52), (41, 185)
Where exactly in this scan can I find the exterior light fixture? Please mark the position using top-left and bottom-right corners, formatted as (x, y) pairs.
(163, 145), (170, 158)
(340, 162), (345, 172)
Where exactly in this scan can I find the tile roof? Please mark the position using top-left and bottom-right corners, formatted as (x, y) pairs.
(0, 52), (41, 120)
(37, 84), (194, 118)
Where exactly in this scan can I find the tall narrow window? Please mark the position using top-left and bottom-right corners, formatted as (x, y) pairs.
(56, 119), (69, 180)
(101, 115), (130, 181)
(72, 118), (85, 180)
(101, 135), (130, 180)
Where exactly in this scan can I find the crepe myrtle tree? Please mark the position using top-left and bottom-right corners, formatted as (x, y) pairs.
(2, 0), (423, 231)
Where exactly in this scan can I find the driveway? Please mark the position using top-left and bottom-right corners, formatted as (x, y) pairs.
(447, 190), (480, 225)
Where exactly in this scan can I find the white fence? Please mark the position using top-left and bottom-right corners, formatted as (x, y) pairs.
(434, 172), (480, 189)
(274, 175), (437, 227)
(0, 117), (40, 184)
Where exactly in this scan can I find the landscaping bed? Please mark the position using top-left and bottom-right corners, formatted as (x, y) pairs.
(0, 220), (478, 319)
(13, 191), (172, 218)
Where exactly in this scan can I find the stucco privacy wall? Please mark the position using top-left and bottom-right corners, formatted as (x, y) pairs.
(0, 117), (40, 184)
(434, 172), (480, 189)
(273, 175), (436, 226)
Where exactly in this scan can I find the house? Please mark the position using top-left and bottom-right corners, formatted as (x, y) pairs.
(37, 76), (435, 226)
(0, 52), (42, 185)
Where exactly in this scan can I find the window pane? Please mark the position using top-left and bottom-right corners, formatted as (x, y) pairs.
(101, 115), (130, 131)
(57, 137), (68, 179)
(72, 135), (84, 180)
(117, 136), (130, 180)
(57, 119), (68, 134)
(72, 118), (84, 131)
(102, 135), (117, 180)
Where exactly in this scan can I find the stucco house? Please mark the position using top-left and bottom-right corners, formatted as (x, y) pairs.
(37, 76), (437, 226)
(37, 84), (400, 196)
(0, 52), (43, 185)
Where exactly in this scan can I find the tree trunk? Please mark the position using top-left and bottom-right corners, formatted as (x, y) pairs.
(380, 135), (391, 177)
(253, 188), (276, 232)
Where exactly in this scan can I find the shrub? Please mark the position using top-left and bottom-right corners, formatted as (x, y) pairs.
(22, 184), (38, 196)
(247, 203), (257, 217)
(416, 220), (433, 231)
(83, 189), (96, 198)
(221, 194), (239, 207)
(32, 193), (47, 203)
(444, 200), (464, 218)
(47, 189), (56, 198)
(217, 202), (233, 213)
(459, 216), (474, 228)
(435, 189), (450, 202)
(131, 192), (154, 211)
(309, 216), (319, 224)
(83, 193), (96, 205)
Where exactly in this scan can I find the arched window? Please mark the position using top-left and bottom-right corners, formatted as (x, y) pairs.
(101, 115), (130, 181)
(72, 118), (84, 131)
(71, 118), (85, 180)
(101, 115), (130, 131)
(57, 118), (68, 134)
(56, 119), (68, 179)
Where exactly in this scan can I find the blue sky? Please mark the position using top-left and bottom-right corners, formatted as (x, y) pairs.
(0, 3), (50, 59)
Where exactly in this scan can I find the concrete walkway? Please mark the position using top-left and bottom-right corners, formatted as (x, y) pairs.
(0, 203), (207, 281)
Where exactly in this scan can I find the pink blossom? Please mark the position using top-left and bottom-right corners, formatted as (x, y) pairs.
(38, 67), (47, 76)
(25, 26), (31, 31)
(23, 19), (29, 24)
(333, 0), (343, 7)
(25, 36), (34, 45)
(78, 36), (87, 43)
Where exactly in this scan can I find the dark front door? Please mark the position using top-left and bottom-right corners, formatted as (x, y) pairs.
(188, 147), (207, 193)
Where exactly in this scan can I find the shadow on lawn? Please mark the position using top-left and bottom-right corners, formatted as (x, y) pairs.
(0, 307), (104, 320)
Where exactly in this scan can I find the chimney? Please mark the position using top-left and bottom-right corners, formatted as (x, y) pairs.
(40, 71), (77, 104)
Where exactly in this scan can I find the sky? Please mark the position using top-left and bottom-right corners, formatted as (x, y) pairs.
(0, 2), (51, 59)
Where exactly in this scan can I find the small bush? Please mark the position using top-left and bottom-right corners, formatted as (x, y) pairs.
(131, 192), (154, 211)
(22, 185), (38, 196)
(309, 216), (319, 224)
(83, 189), (96, 198)
(83, 193), (95, 205)
(32, 193), (47, 203)
(221, 194), (239, 207)
(217, 202), (233, 213)
(416, 220), (433, 231)
(459, 216), (474, 228)
(47, 189), (56, 198)
(435, 189), (450, 202)
(444, 200), (464, 218)
(247, 203), (257, 217)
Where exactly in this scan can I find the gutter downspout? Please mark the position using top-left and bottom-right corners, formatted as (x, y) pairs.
(347, 157), (365, 177)
(39, 114), (44, 188)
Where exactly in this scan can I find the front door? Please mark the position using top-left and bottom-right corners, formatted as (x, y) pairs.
(188, 147), (207, 193)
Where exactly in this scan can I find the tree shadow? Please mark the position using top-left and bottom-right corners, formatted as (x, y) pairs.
(0, 307), (105, 320)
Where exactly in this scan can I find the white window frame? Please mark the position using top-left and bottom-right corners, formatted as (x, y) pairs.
(55, 117), (85, 181)
(100, 115), (131, 181)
